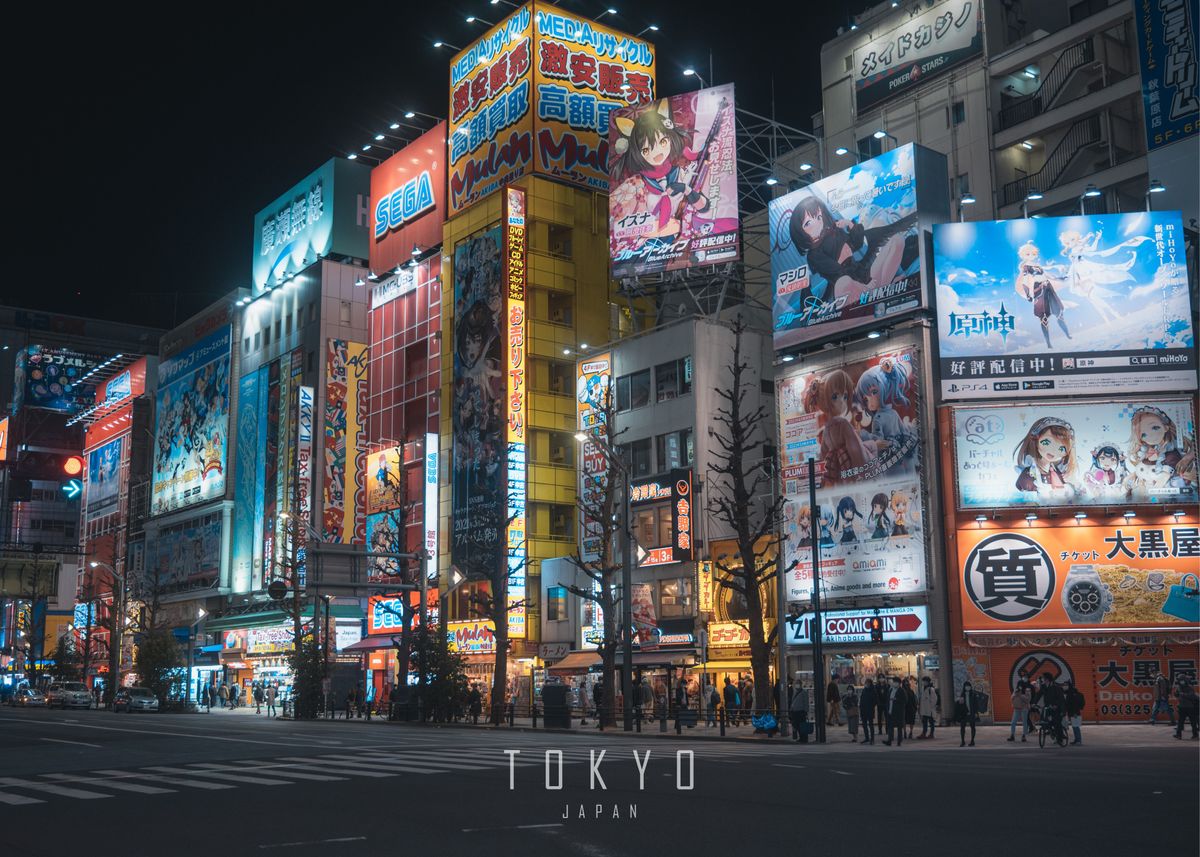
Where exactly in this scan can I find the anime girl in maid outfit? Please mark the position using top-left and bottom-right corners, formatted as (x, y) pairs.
(1013, 416), (1079, 498)
(803, 369), (876, 485)
(853, 357), (915, 457)
(1127, 405), (1197, 494)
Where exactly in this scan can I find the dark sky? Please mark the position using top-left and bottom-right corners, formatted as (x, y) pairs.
(20, 1), (857, 330)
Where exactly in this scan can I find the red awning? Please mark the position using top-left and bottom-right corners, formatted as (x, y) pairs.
(341, 636), (399, 652)
(547, 651), (601, 674)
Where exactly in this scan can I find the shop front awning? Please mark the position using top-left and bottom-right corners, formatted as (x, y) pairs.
(548, 651), (601, 674)
(615, 649), (696, 668)
(341, 636), (399, 653)
(204, 604), (363, 633)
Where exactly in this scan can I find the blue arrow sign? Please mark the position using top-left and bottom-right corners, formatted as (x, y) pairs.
(62, 479), (82, 500)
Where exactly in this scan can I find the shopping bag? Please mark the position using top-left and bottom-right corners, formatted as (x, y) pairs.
(1163, 573), (1199, 623)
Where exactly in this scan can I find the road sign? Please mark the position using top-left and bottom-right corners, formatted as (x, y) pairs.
(267, 579), (288, 601)
(62, 479), (82, 500)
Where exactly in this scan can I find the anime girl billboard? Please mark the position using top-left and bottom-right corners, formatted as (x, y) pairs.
(776, 345), (927, 601)
(450, 227), (505, 580)
(934, 212), (1195, 399)
(953, 398), (1198, 509)
(770, 144), (940, 350)
(608, 84), (740, 279)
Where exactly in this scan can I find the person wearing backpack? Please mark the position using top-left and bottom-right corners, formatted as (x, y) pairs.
(1064, 679), (1086, 745)
(723, 677), (740, 726)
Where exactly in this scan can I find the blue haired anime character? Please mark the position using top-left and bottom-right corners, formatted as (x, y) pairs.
(833, 496), (862, 544)
(854, 356), (913, 452)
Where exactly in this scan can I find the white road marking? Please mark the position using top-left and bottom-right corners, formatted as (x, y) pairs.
(41, 773), (172, 794)
(91, 769), (234, 790)
(258, 836), (367, 849)
(832, 770), (853, 776)
(190, 762), (347, 782)
(0, 777), (111, 800)
(772, 764), (807, 769)
(0, 790), (43, 805)
(142, 766), (295, 786)
(40, 738), (102, 748)
(462, 823), (563, 833)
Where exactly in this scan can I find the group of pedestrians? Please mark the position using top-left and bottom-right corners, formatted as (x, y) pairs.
(720, 676), (757, 726)
(202, 680), (278, 716)
(1148, 671), (1200, 739)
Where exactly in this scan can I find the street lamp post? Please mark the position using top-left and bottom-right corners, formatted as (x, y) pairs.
(89, 560), (123, 709)
(185, 607), (207, 707)
(808, 459), (827, 744)
(1145, 179), (1166, 210)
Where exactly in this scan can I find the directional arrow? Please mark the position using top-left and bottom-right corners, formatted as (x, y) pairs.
(62, 479), (82, 500)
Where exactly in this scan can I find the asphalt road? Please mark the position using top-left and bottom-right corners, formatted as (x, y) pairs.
(1, 707), (1195, 857)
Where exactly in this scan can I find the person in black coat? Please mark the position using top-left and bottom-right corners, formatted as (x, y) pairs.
(858, 679), (877, 745)
(882, 677), (905, 746)
(955, 681), (982, 746)
(1064, 679), (1085, 745)
(902, 678), (918, 739)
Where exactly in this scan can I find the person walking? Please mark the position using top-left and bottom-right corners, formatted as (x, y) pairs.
(1174, 679), (1199, 740)
(344, 686), (356, 720)
(955, 681), (981, 746)
(825, 679), (841, 726)
(254, 682), (264, 714)
(841, 684), (860, 742)
(592, 681), (604, 727)
(903, 678), (918, 739)
(467, 684), (483, 725)
(918, 676), (938, 739)
(1064, 679), (1086, 745)
(266, 682), (278, 718)
(742, 679), (755, 722)
(875, 676), (888, 735)
(789, 680), (810, 743)
(706, 683), (719, 727)
(883, 677), (905, 746)
(1149, 671), (1174, 725)
(218, 682), (229, 709)
(92, 684), (102, 710)
(230, 682), (240, 709)
(1008, 679), (1032, 742)
(858, 679), (877, 745)
(722, 677), (739, 726)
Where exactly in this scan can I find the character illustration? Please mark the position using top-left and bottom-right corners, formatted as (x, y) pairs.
(854, 357), (916, 456)
(867, 492), (892, 540)
(833, 496), (862, 544)
(1084, 444), (1130, 500)
(1059, 229), (1152, 324)
(1014, 241), (1071, 348)
(793, 502), (813, 548)
(803, 369), (876, 484)
(1013, 416), (1079, 498)
(889, 489), (913, 536)
(453, 299), (502, 491)
(787, 196), (919, 308)
(610, 97), (732, 254)
(817, 510), (837, 548)
(1127, 406), (1197, 494)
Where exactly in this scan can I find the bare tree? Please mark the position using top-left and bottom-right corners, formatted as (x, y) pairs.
(707, 316), (793, 712)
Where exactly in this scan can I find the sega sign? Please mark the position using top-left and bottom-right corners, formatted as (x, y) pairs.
(373, 170), (436, 239)
(369, 596), (408, 635)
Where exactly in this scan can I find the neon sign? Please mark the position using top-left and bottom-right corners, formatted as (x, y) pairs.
(373, 170), (436, 239)
(505, 186), (528, 639)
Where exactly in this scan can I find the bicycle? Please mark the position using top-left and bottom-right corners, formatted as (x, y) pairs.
(1037, 706), (1069, 748)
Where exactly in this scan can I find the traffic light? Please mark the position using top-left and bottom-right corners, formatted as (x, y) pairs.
(868, 616), (884, 643)
(63, 455), (84, 477)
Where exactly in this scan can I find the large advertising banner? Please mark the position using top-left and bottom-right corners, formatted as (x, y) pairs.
(366, 511), (405, 578)
(770, 144), (925, 350)
(85, 437), (123, 521)
(957, 523), (1200, 632)
(952, 398), (1197, 509)
(1132, 0), (1199, 151)
(933, 212), (1195, 399)
(146, 511), (222, 588)
(366, 445), (405, 516)
(370, 122), (446, 275)
(531, 3), (656, 193)
(14, 345), (102, 413)
(322, 340), (368, 544)
(853, 0), (982, 113)
(424, 432), (439, 559)
(450, 227), (505, 579)
(576, 352), (612, 563)
(151, 325), (231, 516)
(252, 158), (370, 294)
(232, 370), (261, 592)
(777, 346), (927, 601)
(505, 187), (528, 639)
(608, 84), (738, 279)
(785, 605), (929, 646)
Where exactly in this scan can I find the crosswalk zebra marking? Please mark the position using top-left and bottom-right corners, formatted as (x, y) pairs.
(0, 777), (111, 800)
(141, 766), (296, 786)
(190, 763), (347, 782)
(90, 769), (234, 791)
(41, 773), (173, 794)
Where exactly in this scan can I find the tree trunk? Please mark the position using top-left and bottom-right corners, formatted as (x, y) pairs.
(490, 611), (509, 725)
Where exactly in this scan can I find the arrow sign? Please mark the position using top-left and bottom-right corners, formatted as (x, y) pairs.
(448, 567), (466, 589)
(62, 479), (82, 500)
(785, 605), (929, 646)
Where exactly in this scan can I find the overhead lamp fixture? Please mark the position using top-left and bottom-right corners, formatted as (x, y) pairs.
(974, 515), (987, 523)
(780, 354), (795, 363)
(834, 146), (849, 156)
(432, 41), (462, 50)
(765, 176), (779, 186)
(636, 25), (659, 36)
(1172, 509), (1186, 518)
(562, 348), (572, 355)
(362, 144), (372, 152)
(394, 264), (404, 275)
(411, 243), (421, 257)
(389, 123), (400, 130)
(1082, 184), (1102, 198)
(354, 276), (365, 287)
(465, 15), (493, 25)
(1148, 179), (1166, 194)
(961, 193), (976, 205)
(867, 330), (882, 339)
(367, 271), (379, 281)
(580, 343), (589, 350)
(1025, 189), (1043, 201)
(683, 67), (696, 76)
(1074, 512), (1087, 519)
(374, 134), (385, 141)
(404, 111), (416, 119)
(1020, 140), (1034, 150)
(347, 153), (358, 160)
(574, 431), (588, 442)
(872, 129), (888, 139)
(850, 22), (858, 30)
(1123, 510), (1136, 519)
(798, 162), (813, 172)
(596, 7), (617, 20)
(1025, 513), (1038, 521)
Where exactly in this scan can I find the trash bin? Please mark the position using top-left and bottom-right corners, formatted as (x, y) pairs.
(542, 684), (572, 729)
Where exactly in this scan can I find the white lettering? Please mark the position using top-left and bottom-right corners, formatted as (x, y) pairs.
(676, 751), (694, 790)
(505, 750), (520, 790)
(545, 750), (563, 790)
(632, 749), (651, 789)
(589, 749), (607, 790)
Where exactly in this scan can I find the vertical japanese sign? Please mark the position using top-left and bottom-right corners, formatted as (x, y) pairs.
(232, 370), (260, 593)
(323, 340), (368, 543)
(1132, 0), (1199, 151)
(532, 2), (656, 192)
(425, 432), (440, 559)
(576, 352), (612, 563)
(297, 384), (314, 529)
(505, 186), (528, 639)
(629, 468), (694, 567)
(608, 84), (738, 278)
(852, 0), (982, 113)
(697, 560), (714, 615)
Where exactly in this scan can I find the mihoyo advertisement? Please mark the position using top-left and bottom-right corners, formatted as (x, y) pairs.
(934, 212), (1195, 399)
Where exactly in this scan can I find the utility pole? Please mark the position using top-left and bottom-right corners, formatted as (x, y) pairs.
(808, 459), (826, 744)
(621, 467), (634, 732)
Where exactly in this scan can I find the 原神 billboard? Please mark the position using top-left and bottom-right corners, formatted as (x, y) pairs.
(957, 523), (1200, 632)
(771, 144), (945, 349)
(777, 346), (927, 601)
(933, 212), (1195, 399)
(608, 84), (738, 278)
(450, 227), (505, 580)
(86, 437), (123, 521)
(953, 398), (1197, 509)
(151, 325), (231, 516)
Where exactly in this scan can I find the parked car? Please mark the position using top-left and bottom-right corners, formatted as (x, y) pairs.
(113, 687), (159, 713)
(46, 682), (92, 709)
(11, 688), (47, 707)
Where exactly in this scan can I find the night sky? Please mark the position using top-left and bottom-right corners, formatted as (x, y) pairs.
(21, 1), (858, 331)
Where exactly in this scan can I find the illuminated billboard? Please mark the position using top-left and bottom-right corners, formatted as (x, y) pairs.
(576, 352), (611, 563)
(933, 211), (1195, 399)
(447, 1), (656, 214)
(370, 122), (446, 274)
(251, 158), (370, 294)
(957, 523), (1200, 632)
(777, 345), (927, 601)
(786, 605), (929, 645)
(504, 187), (528, 639)
(232, 367), (265, 593)
(14, 345), (102, 413)
(770, 143), (947, 349)
(1132, 0), (1199, 151)
(448, 619), (497, 654)
(322, 340), (368, 543)
(146, 510), (223, 589)
(85, 437), (123, 521)
(952, 398), (1198, 509)
(366, 445), (405, 516)
(450, 226), (505, 579)
(151, 325), (231, 516)
(609, 84), (739, 278)
(630, 468), (693, 568)
(425, 432), (439, 559)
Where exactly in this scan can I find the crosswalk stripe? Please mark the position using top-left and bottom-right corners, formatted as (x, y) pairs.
(0, 777), (111, 800)
(142, 766), (294, 786)
(194, 763), (346, 782)
(0, 790), (44, 805)
(337, 753), (502, 771)
(274, 757), (400, 777)
(91, 769), (234, 791)
(304, 756), (449, 774)
(41, 773), (173, 795)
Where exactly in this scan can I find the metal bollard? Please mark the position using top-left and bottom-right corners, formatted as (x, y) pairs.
(675, 706), (683, 735)
(532, 704), (538, 729)
(720, 704), (726, 737)
(635, 707), (642, 733)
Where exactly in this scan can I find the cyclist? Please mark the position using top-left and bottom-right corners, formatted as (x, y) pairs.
(1035, 673), (1067, 744)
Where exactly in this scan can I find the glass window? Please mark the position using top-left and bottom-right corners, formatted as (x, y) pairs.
(254, 331), (261, 350)
(263, 326), (271, 347)
(549, 504), (573, 537)
(655, 357), (692, 402)
(547, 291), (573, 325)
(951, 100), (966, 125)
(655, 429), (693, 472)
(547, 223), (573, 258)
(547, 586), (568, 621)
(548, 431), (573, 465)
(616, 369), (651, 412)
(627, 438), (652, 478)
(548, 360), (572, 395)
(285, 314), (292, 336)
(633, 500), (673, 548)
(659, 578), (693, 618)
(243, 338), (250, 355)
(275, 319), (282, 341)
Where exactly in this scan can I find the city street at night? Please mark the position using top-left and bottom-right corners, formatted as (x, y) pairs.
(1, 708), (1196, 856)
